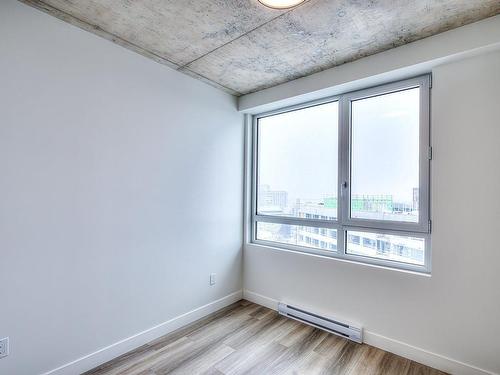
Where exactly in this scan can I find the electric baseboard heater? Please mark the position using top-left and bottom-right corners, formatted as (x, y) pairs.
(278, 302), (363, 344)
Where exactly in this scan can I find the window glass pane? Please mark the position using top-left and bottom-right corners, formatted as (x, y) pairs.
(346, 230), (425, 265)
(351, 88), (420, 222)
(256, 222), (337, 252)
(257, 102), (338, 219)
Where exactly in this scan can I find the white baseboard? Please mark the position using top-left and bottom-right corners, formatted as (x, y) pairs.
(42, 290), (243, 375)
(242, 289), (497, 375)
(363, 331), (497, 375)
(243, 289), (278, 311)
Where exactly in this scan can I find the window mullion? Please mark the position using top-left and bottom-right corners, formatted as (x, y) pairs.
(338, 95), (351, 258)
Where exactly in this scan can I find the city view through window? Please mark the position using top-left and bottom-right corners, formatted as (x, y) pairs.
(255, 87), (425, 266)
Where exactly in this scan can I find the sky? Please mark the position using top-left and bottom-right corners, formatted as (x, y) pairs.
(258, 87), (420, 205)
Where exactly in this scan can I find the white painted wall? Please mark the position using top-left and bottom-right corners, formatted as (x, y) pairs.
(0, 1), (243, 374)
(244, 49), (500, 374)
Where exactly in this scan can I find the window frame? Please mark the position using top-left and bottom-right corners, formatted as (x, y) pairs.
(250, 75), (431, 273)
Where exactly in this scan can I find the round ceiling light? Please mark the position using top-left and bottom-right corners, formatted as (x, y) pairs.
(258, 0), (305, 9)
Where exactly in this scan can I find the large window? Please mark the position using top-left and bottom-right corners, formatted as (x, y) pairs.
(251, 76), (431, 272)
(257, 102), (338, 219)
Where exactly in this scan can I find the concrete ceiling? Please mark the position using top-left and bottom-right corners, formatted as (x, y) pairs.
(22, 0), (500, 96)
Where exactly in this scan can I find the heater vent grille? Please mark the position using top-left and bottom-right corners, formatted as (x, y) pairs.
(278, 303), (363, 343)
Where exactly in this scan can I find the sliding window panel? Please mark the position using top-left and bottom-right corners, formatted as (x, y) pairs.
(256, 102), (339, 220)
(343, 77), (430, 233)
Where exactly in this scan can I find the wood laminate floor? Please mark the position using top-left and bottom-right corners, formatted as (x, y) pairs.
(84, 300), (447, 375)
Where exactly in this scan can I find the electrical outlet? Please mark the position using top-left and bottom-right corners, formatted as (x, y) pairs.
(0, 337), (9, 359)
(209, 273), (216, 286)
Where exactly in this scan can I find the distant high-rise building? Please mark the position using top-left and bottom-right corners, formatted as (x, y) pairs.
(291, 196), (423, 263)
(259, 185), (288, 211)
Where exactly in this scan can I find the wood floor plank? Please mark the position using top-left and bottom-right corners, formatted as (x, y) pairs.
(278, 323), (315, 348)
(262, 328), (328, 374)
(312, 331), (345, 356)
(167, 343), (235, 375)
(317, 340), (364, 375)
(345, 345), (386, 375)
(280, 350), (330, 375)
(407, 361), (448, 375)
(376, 352), (412, 375)
(81, 344), (153, 375)
(114, 337), (194, 375)
(147, 301), (250, 351)
(200, 368), (225, 375)
(222, 312), (287, 350)
(186, 310), (255, 343)
(83, 300), (448, 375)
(216, 342), (288, 375)
(248, 306), (268, 319)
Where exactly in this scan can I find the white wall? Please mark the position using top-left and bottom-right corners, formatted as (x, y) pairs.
(244, 49), (500, 375)
(0, 1), (243, 374)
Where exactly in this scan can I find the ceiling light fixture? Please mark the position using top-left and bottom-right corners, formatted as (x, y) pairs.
(258, 0), (305, 9)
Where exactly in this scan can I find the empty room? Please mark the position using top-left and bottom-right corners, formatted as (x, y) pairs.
(1, 0), (500, 374)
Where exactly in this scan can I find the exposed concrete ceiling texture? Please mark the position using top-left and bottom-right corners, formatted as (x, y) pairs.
(22, 0), (500, 96)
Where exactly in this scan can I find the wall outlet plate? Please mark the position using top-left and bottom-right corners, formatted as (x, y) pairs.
(0, 337), (9, 358)
(210, 273), (216, 286)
